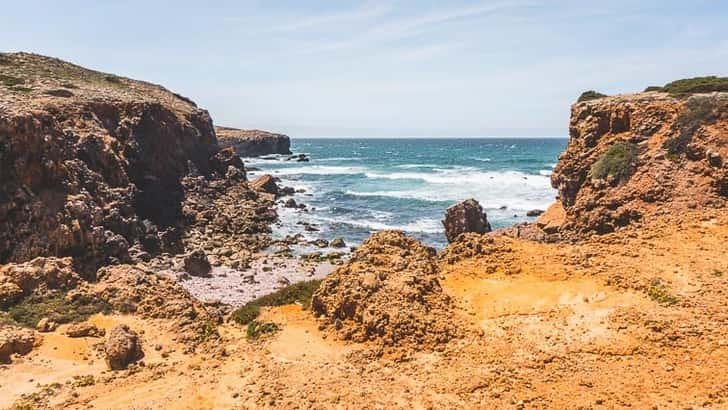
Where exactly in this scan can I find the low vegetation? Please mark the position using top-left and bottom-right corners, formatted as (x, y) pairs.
(647, 278), (679, 305)
(660, 76), (728, 96)
(591, 142), (637, 183)
(3, 292), (111, 328)
(246, 320), (280, 341)
(577, 90), (608, 102)
(0, 74), (25, 87)
(664, 96), (722, 155)
(197, 320), (221, 343)
(231, 279), (322, 325)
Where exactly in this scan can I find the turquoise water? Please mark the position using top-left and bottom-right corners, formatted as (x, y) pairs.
(244, 138), (567, 249)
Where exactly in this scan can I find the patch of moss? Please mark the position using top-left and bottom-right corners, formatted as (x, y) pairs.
(231, 279), (322, 325)
(4, 292), (111, 328)
(661, 76), (728, 96)
(577, 90), (607, 102)
(246, 320), (280, 341)
(591, 143), (637, 183)
(647, 278), (678, 305)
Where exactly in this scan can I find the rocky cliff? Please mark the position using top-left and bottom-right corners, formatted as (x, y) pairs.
(0, 53), (247, 272)
(548, 91), (728, 236)
(215, 126), (291, 157)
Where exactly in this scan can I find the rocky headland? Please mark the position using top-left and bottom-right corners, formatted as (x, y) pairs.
(216, 126), (291, 157)
(1, 53), (728, 409)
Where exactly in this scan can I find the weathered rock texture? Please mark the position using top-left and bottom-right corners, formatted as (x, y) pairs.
(0, 257), (80, 308)
(551, 92), (728, 236)
(0, 325), (36, 363)
(442, 198), (492, 242)
(0, 52), (233, 272)
(104, 324), (143, 370)
(216, 126), (291, 157)
(312, 231), (458, 351)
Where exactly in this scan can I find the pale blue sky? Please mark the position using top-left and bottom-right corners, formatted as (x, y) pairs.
(2, 1), (727, 136)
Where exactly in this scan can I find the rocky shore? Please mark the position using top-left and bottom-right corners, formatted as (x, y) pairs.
(2, 53), (728, 409)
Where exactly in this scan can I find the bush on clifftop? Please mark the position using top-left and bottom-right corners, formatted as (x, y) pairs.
(660, 76), (728, 96)
(577, 90), (608, 102)
(591, 143), (637, 183)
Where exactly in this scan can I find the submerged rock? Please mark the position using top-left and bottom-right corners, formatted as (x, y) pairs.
(442, 199), (492, 243)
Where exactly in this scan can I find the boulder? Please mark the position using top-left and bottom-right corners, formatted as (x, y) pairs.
(536, 202), (566, 234)
(250, 175), (279, 196)
(442, 199), (492, 243)
(0, 326), (36, 363)
(36, 318), (58, 333)
(184, 250), (212, 277)
(284, 198), (298, 208)
(105, 325), (143, 370)
(526, 209), (544, 217)
(330, 237), (346, 248)
(66, 322), (105, 338)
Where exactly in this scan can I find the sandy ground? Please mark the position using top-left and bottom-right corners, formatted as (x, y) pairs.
(3, 210), (728, 409)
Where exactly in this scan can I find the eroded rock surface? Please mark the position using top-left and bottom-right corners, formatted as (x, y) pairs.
(312, 231), (458, 351)
(105, 324), (143, 370)
(442, 198), (492, 243)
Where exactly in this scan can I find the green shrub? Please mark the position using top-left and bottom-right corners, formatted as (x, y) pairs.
(4, 292), (111, 328)
(577, 90), (608, 102)
(664, 96), (721, 155)
(246, 320), (280, 341)
(198, 320), (220, 342)
(661, 76), (728, 96)
(644, 86), (663, 92)
(104, 75), (121, 84)
(591, 143), (638, 183)
(231, 279), (322, 325)
(647, 278), (678, 305)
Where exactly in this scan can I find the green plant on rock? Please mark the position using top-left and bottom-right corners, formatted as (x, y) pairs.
(661, 76), (728, 96)
(647, 278), (678, 305)
(231, 279), (322, 325)
(591, 143), (638, 183)
(246, 320), (280, 341)
(664, 96), (722, 155)
(577, 90), (608, 102)
(4, 292), (111, 328)
(198, 320), (221, 342)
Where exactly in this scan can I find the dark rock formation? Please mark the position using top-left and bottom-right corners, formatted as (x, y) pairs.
(216, 126), (291, 157)
(442, 199), (492, 243)
(105, 324), (143, 370)
(250, 174), (279, 196)
(183, 249), (212, 277)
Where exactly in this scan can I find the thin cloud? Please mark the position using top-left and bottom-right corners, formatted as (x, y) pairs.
(270, 3), (391, 33)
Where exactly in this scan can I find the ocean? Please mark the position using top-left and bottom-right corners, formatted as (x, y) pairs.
(244, 138), (567, 249)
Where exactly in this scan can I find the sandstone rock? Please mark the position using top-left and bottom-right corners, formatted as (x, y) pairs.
(250, 175), (279, 196)
(36, 318), (58, 333)
(312, 231), (458, 351)
(442, 199), (492, 243)
(330, 237), (346, 248)
(536, 202), (567, 234)
(0, 326), (36, 363)
(0, 257), (80, 308)
(105, 325), (143, 370)
(184, 250), (212, 277)
(215, 127), (291, 157)
(66, 322), (105, 338)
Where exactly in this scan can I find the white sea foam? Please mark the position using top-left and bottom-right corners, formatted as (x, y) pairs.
(271, 165), (366, 176)
(539, 170), (552, 176)
(313, 215), (442, 234)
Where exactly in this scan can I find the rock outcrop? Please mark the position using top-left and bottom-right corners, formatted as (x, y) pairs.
(312, 231), (458, 351)
(0, 257), (80, 308)
(216, 126), (291, 157)
(0, 52), (226, 272)
(550, 92), (728, 236)
(442, 199), (492, 242)
(0, 326), (36, 363)
(105, 324), (143, 370)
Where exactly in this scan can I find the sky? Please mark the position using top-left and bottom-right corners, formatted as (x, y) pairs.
(2, 1), (727, 137)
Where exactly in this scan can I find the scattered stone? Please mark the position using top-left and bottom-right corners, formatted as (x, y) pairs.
(66, 322), (105, 338)
(330, 237), (346, 248)
(184, 250), (212, 277)
(105, 325), (144, 370)
(36, 318), (58, 333)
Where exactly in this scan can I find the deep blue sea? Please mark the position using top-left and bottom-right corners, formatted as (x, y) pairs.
(244, 138), (567, 249)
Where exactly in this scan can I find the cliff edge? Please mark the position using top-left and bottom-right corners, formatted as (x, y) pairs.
(216, 126), (291, 157)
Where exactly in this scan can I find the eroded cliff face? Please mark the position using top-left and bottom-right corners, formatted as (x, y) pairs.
(549, 92), (728, 236)
(0, 53), (230, 271)
(215, 126), (291, 157)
